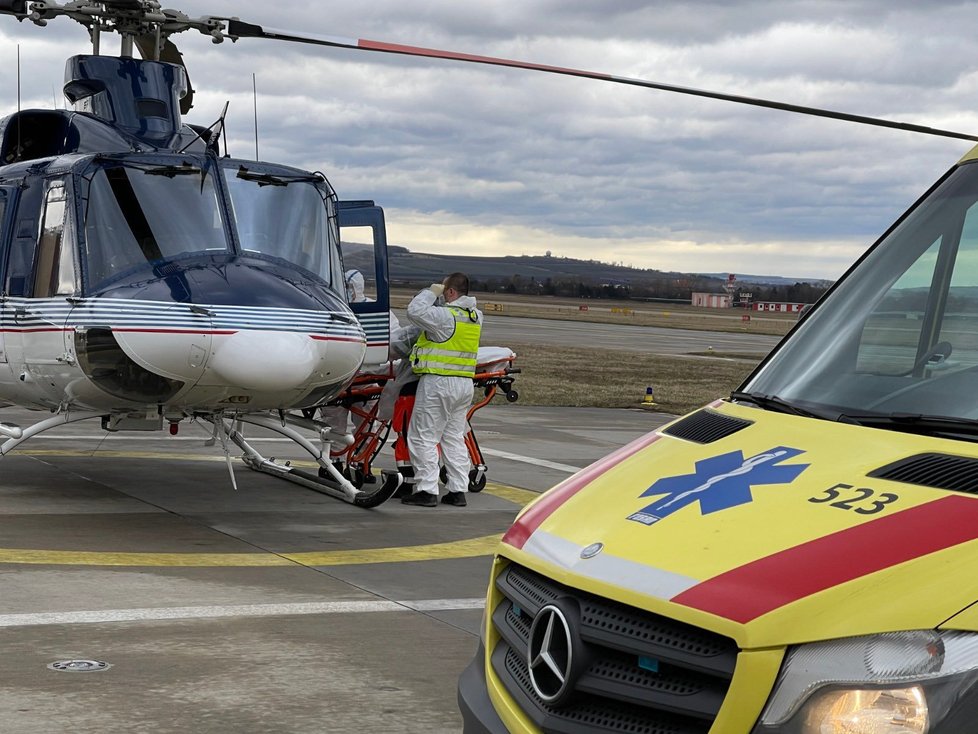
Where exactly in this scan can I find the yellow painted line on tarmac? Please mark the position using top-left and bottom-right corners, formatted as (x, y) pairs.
(1, 448), (537, 568)
(482, 481), (540, 506)
(284, 534), (503, 567)
(0, 534), (504, 568)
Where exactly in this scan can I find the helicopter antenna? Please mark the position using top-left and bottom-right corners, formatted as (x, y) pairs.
(212, 100), (230, 157)
(221, 101), (230, 157)
(225, 20), (978, 144)
(252, 73), (259, 161)
(175, 100), (230, 155)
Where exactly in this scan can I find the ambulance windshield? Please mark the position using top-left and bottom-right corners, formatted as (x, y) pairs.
(745, 161), (978, 427)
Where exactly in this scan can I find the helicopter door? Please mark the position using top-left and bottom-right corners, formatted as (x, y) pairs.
(337, 201), (392, 366)
(10, 180), (77, 405)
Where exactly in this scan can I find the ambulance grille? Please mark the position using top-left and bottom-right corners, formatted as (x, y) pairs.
(869, 453), (978, 492)
(661, 410), (752, 444)
(491, 564), (738, 733)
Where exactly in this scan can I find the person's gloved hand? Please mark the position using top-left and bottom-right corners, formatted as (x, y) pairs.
(428, 283), (445, 297)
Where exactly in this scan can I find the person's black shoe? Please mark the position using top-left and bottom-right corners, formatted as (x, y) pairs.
(392, 482), (414, 499)
(441, 491), (467, 507)
(401, 491), (437, 507)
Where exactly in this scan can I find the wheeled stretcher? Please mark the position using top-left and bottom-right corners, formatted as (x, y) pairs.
(325, 346), (520, 493)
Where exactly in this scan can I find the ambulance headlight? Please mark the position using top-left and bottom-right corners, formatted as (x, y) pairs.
(752, 631), (978, 733)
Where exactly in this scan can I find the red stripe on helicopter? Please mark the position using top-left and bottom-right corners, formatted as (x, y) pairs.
(310, 335), (367, 343)
(0, 327), (71, 333)
(358, 39), (615, 80)
(502, 432), (661, 550)
(112, 328), (238, 335)
(671, 494), (978, 623)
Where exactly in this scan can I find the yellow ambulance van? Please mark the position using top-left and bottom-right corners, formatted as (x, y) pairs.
(458, 146), (978, 733)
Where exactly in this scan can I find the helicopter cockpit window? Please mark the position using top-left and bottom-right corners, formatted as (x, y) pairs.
(33, 182), (76, 297)
(224, 166), (340, 287)
(83, 162), (228, 291)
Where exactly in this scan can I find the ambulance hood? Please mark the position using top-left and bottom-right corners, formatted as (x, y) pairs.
(502, 402), (978, 649)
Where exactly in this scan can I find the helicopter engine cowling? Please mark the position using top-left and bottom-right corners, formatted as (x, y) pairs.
(64, 55), (188, 147)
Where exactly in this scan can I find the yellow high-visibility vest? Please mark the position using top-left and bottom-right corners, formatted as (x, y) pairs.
(411, 305), (481, 377)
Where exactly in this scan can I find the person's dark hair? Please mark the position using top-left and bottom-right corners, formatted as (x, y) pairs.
(444, 272), (469, 295)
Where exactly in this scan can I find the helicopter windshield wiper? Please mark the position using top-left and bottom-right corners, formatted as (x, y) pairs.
(836, 412), (978, 440)
(139, 163), (203, 178)
(237, 166), (321, 187)
(729, 390), (831, 419)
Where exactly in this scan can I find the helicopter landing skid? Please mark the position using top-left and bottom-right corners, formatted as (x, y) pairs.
(217, 414), (403, 508)
(0, 410), (105, 456)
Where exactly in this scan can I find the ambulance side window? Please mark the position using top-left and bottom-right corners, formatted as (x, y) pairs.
(936, 201), (978, 370)
(856, 236), (940, 374)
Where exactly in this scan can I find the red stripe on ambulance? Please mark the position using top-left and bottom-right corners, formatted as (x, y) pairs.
(502, 433), (661, 550)
(672, 494), (978, 623)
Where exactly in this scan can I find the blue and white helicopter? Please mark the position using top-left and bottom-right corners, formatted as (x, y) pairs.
(0, 0), (397, 506)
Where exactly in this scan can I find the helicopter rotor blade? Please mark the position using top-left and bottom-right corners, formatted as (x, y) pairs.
(226, 19), (978, 144)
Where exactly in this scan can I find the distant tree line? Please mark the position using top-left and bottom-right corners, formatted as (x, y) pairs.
(461, 274), (830, 304)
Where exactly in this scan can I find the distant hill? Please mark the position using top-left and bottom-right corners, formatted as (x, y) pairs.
(699, 272), (834, 287)
(342, 243), (831, 290)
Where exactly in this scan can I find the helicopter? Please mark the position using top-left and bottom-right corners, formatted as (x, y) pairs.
(0, 0), (976, 513)
(0, 0), (399, 506)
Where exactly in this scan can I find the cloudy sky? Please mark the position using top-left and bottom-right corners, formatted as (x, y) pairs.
(4, 1), (978, 280)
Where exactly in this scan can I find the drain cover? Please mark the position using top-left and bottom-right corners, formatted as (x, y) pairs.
(48, 659), (112, 673)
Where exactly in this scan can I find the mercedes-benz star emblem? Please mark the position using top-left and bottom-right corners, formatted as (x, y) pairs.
(527, 604), (574, 704)
(579, 542), (603, 559)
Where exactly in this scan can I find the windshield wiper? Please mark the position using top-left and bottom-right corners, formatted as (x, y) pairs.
(236, 166), (321, 187)
(729, 390), (830, 419)
(837, 412), (978, 439)
(141, 163), (202, 177)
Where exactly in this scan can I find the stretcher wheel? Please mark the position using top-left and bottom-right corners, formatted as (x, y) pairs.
(505, 389), (519, 402)
(468, 470), (487, 493)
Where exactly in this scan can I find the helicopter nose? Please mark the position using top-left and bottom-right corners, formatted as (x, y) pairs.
(209, 331), (319, 391)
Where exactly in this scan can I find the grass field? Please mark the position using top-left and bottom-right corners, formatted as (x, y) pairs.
(391, 288), (774, 414)
(500, 342), (760, 415)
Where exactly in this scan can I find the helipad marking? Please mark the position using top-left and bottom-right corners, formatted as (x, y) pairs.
(0, 448), (540, 567)
(0, 598), (487, 628)
(0, 534), (505, 568)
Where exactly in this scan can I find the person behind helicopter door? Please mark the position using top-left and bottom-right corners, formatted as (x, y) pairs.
(401, 272), (483, 507)
(320, 269), (401, 476)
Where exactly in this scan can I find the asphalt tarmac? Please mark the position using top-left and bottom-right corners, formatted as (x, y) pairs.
(0, 402), (672, 733)
(0, 314), (777, 731)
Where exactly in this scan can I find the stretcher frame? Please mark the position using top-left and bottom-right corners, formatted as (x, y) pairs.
(325, 352), (520, 491)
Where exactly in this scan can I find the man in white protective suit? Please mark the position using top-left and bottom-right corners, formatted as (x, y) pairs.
(401, 272), (483, 507)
